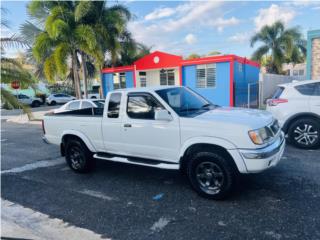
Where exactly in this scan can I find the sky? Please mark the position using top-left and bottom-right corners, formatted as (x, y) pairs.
(1, 0), (320, 59)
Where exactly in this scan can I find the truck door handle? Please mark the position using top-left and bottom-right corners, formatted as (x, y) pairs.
(124, 123), (132, 128)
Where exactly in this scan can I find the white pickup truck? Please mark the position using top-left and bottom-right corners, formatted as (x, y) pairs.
(43, 86), (285, 199)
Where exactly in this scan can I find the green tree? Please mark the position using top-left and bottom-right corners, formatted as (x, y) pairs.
(207, 51), (221, 56)
(29, 1), (103, 98)
(186, 53), (201, 60)
(74, 1), (132, 97)
(250, 21), (306, 74)
(27, 0), (133, 98)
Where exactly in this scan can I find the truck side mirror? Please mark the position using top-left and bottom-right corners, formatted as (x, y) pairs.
(154, 109), (173, 121)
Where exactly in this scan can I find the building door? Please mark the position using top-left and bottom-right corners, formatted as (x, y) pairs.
(160, 69), (175, 85)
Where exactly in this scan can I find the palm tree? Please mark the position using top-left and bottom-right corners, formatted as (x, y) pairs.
(250, 21), (306, 74)
(28, 1), (103, 99)
(74, 1), (132, 96)
(1, 9), (34, 118)
(27, 0), (133, 98)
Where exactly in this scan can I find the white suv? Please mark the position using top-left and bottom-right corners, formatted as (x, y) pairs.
(266, 80), (320, 149)
(46, 94), (76, 105)
(14, 94), (42, 107)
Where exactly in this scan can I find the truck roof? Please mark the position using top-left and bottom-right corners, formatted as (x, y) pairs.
(278, 79), (320, 88)
(112, 85), (182, 93)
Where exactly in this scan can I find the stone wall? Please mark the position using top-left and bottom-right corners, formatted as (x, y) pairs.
(311, 38), (320, 79)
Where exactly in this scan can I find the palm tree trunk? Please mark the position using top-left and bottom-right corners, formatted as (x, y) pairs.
(72, 51), (82, 99)
(81, 52), (88, 99)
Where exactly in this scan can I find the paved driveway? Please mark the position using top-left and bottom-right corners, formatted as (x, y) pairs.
(1, 121), (320, 240)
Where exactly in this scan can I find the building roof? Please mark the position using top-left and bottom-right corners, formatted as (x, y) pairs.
(101, 51), (260, 73)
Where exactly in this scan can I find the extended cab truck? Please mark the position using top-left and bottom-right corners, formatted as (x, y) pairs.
(43, 86), (285, 199)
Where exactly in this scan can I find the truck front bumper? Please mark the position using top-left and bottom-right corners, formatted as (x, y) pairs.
(238, 132), (285, 173)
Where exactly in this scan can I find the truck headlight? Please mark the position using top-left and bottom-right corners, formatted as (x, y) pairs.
(248, 127), (270, 145)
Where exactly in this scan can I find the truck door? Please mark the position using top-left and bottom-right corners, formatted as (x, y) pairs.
(121, 92), (180, 162)
(101, 92), (126, 154)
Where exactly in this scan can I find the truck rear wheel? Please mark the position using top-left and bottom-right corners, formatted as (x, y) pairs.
(187, 151), (235, 200)
(65, 138), (94, 173)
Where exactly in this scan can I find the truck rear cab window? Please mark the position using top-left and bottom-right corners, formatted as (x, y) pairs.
(127, 94), (164, 120)
(295, 83), (319, 96)
(107, 93), (122, 118)
(272, 87), (284, 99)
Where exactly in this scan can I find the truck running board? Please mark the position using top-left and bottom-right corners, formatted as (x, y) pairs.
(93, 153), (179, 170)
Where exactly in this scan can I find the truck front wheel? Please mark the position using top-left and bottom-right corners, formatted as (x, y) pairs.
(65, 138), (94, 173)
(187, 152), (236, 200)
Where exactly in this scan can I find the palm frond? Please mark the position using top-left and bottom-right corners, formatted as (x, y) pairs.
(1, 88), (33, 119)
(251, 45), (269, 62)
(0, 34), (29, 49)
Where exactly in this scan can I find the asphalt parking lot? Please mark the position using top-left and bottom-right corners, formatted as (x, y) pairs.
(1, 121), (320, 240)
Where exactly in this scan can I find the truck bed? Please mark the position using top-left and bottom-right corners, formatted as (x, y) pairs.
(44, 107), (104, 150)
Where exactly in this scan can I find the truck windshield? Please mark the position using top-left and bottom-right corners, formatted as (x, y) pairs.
(155, 87), (217, 117)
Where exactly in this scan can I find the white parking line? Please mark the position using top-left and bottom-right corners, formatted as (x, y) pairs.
(78, 189), (114, 201)
(1, 158), (65, 174)
(1, 199), (110, 240)
(150, 217), (171, 232)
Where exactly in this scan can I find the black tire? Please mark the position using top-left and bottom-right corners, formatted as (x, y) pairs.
(50, 101), (57, 106)
(31, 100), (40, 108)
(65, 138), (94, 173)
(187, 151), (236, 200)
(91, 96), (97, 99)
(287, 118), (320, 149)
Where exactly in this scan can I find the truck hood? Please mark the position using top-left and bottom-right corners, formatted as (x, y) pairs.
(194, 107), (273, 129)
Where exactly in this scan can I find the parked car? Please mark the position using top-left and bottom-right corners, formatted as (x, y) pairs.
(54, 99), (105, 113)
(43, 86), (285, 200)
(46, 93), (76, 106)
(266, 80), (320, 149)
(14, 94), (42, 107)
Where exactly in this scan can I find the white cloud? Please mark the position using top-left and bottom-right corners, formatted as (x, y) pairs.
(254, 4), (296, 31)
(286, 0), (320, 7)
(207, 17), (240, 32)
(228, 32), (251, 43)
(128, 1), (241, 53)
(145, 7), (175, 20)
(184, 34), (197, 44)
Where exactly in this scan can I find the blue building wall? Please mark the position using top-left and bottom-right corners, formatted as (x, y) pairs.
(182, 62), (231, 106)
(233, 61), (259, 107)
(125, 71), (134, 88)
(101, 73), (113, 96)
(102, 71), (134, 97)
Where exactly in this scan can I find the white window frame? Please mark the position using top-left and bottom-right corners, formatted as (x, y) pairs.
(196, 64), (216, 88)
(160, 69), (175, 86)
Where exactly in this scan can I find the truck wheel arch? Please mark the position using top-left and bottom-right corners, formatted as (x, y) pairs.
(179, 137), (245, 174)
(61, 131), (96, 154)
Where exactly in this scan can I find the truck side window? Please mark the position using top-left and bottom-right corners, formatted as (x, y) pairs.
(108, 93), (122, 118)
(127, 94), (164, 120)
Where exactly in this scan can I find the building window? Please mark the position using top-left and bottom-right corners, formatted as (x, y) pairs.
(299, 69), (304, 76)
(113, 72), (126, 89)
(238, 63), (243, 72)
(196, 64), (216, 88)
(139, 72), (147, 87)
(293, 70), (299, 76)
(160, 69), (175, 86)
